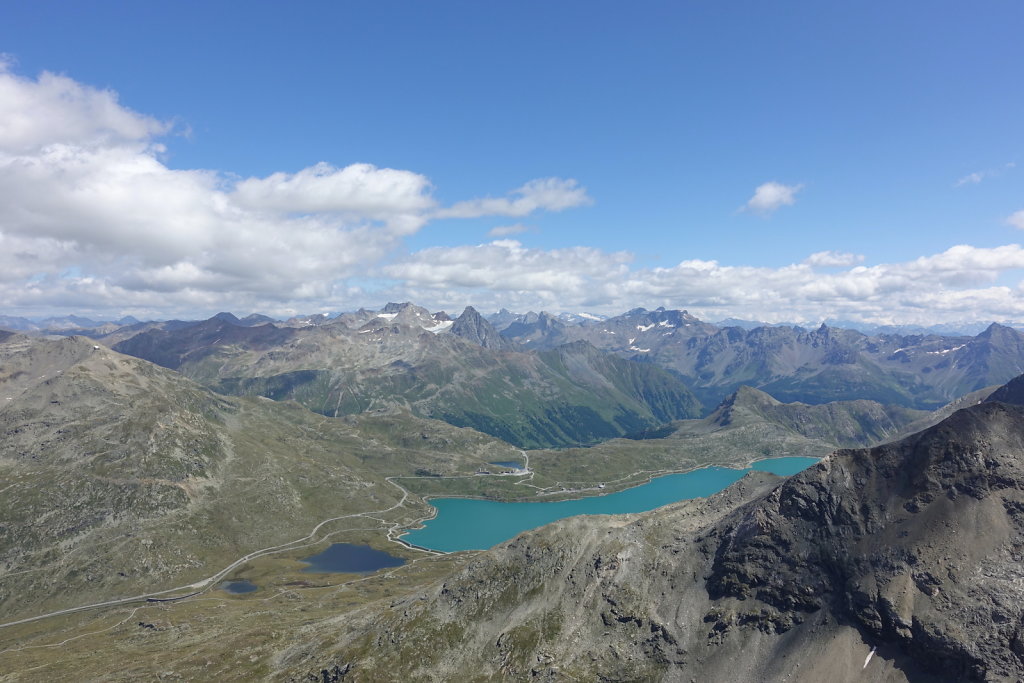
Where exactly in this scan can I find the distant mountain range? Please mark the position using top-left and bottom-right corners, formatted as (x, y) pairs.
(2, 306), (1012, 339)
(490, 306), (1024, 410)
(108, 303), (702, 449)
(8, 303), (1024, 428)
(0, 313), (142, 334)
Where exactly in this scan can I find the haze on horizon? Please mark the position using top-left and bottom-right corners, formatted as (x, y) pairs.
(1, 1), (1023, 325)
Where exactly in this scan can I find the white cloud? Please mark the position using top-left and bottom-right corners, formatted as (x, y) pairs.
(1007, 210), (1024, 230)
(742, 181), (803, 215)
(232, 162), (435, 234)
(375, 243), (1024, 326)
(383, 240), (630, 303)
(487, 224), (531, 237)
(0, 66), (594, 318)
(3, 65), (1024, 327)
(804, 251), (865, 267)
(435, 177), (591, 219)
(0, 61), (168, 154)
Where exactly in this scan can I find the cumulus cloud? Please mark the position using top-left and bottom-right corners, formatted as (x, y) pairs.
(377, 243), (1024, 326)
(232, 162), (435, 234)
(4, 64), (1024, 327)
(742, 181), (803, 215)
(435, 177), (591, 219)
(1007, 210), (1024, 230)
(0, 61), (169, 154)
(0, 66), (595, 318)
(804, 251), (865, 267)
(383, 240), (631, 304)
(619, 244), (1024, 323)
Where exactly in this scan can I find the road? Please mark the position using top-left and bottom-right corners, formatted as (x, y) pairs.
(0, 478), (418, 631)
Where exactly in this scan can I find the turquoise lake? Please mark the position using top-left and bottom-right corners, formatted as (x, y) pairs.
(402, 457), (818, 552)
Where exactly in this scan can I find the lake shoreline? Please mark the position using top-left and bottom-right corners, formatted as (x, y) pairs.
(399, 455), (820, 553)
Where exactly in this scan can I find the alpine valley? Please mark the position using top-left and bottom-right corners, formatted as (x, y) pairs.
(4, 305), (1024, 681)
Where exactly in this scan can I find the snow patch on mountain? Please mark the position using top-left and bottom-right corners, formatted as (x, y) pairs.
(423, 320), (454, 334)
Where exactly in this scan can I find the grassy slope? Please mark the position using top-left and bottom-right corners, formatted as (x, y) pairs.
(0, 336), (520, 622)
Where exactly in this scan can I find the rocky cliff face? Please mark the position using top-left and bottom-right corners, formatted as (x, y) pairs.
(291, 400), (1024, 682)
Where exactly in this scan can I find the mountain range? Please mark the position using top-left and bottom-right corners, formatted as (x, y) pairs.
(7, 304), (1024, 421)
(4, 355), (1021, 680)
(490, 306), (1024, 410)
(107, 304), (703, 449)
(83, 303), (1024, 428)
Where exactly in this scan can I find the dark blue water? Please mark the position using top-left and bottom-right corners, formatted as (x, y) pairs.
(489, 461), (525, 469)
(403, 457), (818, 552)
(300, 542), (406, 573)
(220, 580), (258, 593)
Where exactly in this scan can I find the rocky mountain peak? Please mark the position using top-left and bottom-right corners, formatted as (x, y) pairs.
(978, 322), (1022, 345)
(211, 311), (241, 325)
(709, 386), (783, 427)
(451, 306), (515, 350)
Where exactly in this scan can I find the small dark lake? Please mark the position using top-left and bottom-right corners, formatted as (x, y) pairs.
(300, 542), (406, 574)
(220, 579), (258, 594)
(489, 461), (525, 469)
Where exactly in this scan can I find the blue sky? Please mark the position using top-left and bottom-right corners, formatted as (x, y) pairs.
(1, 1), (1023, 323)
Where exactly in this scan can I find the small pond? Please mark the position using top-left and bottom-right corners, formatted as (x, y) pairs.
(220, 579), (258, 594)
(300, 542), (406, 574)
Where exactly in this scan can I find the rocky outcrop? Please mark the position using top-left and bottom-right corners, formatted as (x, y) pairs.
(707, 401), (1024, 679)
